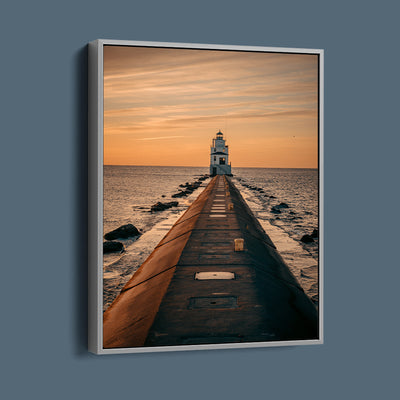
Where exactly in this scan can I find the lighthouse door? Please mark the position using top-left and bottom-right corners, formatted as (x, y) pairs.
(212, 167), (217, 175)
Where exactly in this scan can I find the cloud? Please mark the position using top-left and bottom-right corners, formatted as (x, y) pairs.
(103, 45), (319, 167)
(136, 135), (186, 141)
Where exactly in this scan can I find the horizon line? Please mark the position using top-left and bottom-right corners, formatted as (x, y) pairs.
(104, 164), (318, 169)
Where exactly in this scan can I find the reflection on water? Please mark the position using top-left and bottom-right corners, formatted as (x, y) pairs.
(233, 171), (319, 306)
(103, 169), (208, 310)
(103, 166), (319, 310)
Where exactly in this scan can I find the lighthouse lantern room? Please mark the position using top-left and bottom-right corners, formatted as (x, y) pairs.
(209, 131), (232, 176)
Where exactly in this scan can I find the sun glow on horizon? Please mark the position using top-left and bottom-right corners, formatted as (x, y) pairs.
(104, 46), (319, 168)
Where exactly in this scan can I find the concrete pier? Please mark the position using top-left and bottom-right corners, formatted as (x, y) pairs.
(103, 176), (318, 349)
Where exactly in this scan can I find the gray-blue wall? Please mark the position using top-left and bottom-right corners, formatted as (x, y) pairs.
(2, 1), (398, 398)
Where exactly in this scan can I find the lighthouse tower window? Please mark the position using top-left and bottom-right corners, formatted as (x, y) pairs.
(219, 157), (226, 165)
(214, 156), (216, 161)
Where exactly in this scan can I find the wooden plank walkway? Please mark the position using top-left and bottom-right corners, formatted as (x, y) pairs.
(103, 175), (318, 349)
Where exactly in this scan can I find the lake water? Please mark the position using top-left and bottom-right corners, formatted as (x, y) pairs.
(103, 166), (319, 310)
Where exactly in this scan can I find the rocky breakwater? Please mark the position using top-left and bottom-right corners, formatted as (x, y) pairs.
(271, 202), (289, 214)
(236, 178), (281, 200)
(104, 175), (209, 253)
(171, 175), (208, 198)
(236, 176), (319, 250)
(149, 174), (209, 211)
(301, 229), (319, 243)
(150, 201), (178, 212)
(103, 223), (141, 254)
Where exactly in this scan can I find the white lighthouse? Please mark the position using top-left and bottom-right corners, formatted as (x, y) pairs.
(209, 130), (232, 176)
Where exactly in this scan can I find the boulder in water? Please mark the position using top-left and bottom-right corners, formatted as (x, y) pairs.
(275, 202), (289, 208)
(300, 234), (314, 243)
(104, 224), (141, 240)
(171, 181), (202, 198)
(311, 229), (319, 238)
(271, 206), (281, 214)
(103, 241), (124, 253)
(151, 201), (179, 212)
(172, 191), (187, 198)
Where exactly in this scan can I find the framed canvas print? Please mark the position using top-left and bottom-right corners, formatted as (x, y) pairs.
(88, 39), (324, 354)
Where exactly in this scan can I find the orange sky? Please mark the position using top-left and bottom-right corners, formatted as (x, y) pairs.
(103, 45), (319, 168)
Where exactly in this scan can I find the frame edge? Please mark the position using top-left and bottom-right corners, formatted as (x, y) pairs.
(88, 39), (324, 354)
(88, 39), (103, 354)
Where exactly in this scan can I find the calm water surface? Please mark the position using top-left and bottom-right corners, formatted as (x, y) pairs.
(103, 166), (319, 310)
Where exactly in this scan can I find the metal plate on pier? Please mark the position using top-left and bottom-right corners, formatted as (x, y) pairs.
(188, 296), (238, 309)
(194, 271), (235, 280)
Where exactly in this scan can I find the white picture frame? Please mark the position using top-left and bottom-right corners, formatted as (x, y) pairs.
(88, 39), (324, 354)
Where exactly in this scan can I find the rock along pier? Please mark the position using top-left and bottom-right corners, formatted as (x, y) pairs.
(103, 176), (318, 349)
